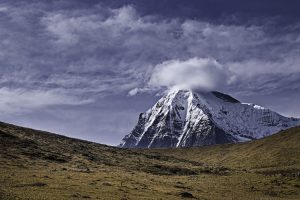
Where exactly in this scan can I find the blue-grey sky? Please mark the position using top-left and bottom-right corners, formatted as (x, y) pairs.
(0, 0), (300, 145)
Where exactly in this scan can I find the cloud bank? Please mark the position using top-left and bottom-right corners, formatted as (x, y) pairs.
(0, 88), (92, 114)
(0, 1), (299, 111)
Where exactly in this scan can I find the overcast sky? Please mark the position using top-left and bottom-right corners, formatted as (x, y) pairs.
(0, 0), (300, 146)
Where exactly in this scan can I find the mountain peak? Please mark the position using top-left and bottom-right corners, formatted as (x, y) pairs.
(120, 90), (300, 148)
(166, 89), (240, 105)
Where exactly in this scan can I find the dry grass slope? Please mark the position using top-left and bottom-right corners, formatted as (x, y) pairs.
(150, 126), (300, 169)
(0, 122), (299, 200)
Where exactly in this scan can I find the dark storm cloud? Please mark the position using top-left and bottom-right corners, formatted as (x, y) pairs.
(127, 0), (300, 27)
(0, 0), (299, 145)
(26, 0), (300, 22)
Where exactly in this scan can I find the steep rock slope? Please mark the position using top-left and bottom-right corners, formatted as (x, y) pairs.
(120, 90), (300, 148)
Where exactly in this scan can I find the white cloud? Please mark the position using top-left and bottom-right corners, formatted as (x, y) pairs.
(41, 5), (140, 46)
(105, 5), (138, 27)
(227, 56), (300, 78)
(127, 87), (154, 96)
(128, 88), (139, 96)
(0, 5), (8, 12)
(148, 57), (229, 91)
(0, 88), (92, 114)
(43, 13), (85, 46)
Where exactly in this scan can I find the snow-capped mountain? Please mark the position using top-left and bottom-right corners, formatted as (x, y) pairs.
(119, 90), (300, 148)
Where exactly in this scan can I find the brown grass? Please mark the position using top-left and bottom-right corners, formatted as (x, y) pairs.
(0, 122), (299, 200)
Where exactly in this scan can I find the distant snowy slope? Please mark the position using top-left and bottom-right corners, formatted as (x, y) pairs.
(120, 90), (300, 148)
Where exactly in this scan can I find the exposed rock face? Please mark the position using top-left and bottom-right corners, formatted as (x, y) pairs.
(119, 90), (300, 148)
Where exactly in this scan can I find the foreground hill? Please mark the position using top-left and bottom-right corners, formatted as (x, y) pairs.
(0, 122), (300, 200)
(120, 90), (300, 148)
(148, 126), (300, 170)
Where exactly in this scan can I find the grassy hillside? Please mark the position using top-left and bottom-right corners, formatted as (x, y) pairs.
(149, 126), (300, 170)
(0, 122), (300, 200)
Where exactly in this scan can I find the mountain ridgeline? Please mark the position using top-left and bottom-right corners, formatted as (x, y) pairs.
(120, 90), (300, 148)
